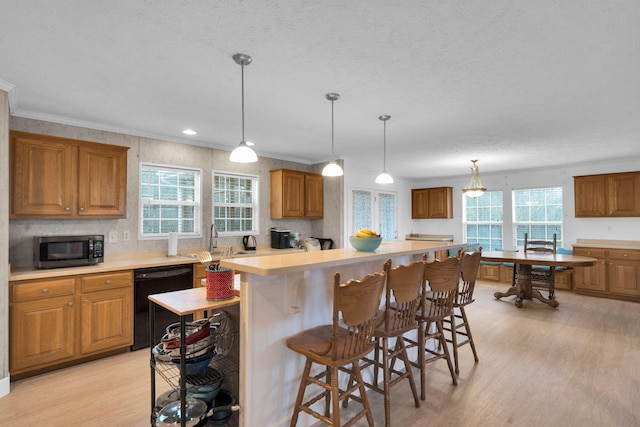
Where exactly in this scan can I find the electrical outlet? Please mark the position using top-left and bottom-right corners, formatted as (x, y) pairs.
(123, 230), (130, 241)
(109, 231), (118, 243)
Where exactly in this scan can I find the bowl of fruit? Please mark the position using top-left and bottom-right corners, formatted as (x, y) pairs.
(349, 228), (383, 252)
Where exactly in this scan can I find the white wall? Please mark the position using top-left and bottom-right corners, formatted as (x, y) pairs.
(403, 159), (640, 249)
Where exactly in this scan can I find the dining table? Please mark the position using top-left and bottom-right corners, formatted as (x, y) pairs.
(481, 251), (597, 308)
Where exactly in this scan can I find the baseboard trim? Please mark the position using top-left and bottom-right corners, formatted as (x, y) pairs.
(0, 375), (10, 398)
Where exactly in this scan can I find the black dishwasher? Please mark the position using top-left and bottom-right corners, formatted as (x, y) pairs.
(132, 265), (193, 351)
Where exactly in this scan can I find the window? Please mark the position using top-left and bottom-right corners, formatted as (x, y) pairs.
(213, 171), (259, 235)
(139, 163), (201, 239)
(350, 188), (397, 240)
(513, 187), (563, 248)
(463, 191), (503, 251)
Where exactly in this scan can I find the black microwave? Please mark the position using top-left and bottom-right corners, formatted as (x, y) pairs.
(33, 235), (104, 269)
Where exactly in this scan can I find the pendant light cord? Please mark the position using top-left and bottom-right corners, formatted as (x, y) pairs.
(241, 63), (245, 142)
(383, 119), (387, 170)
(331, 99), (335, 157)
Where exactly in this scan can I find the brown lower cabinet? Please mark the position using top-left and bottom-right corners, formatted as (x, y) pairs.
(573, 247), (640, 302)
(10, 271), (133, 376)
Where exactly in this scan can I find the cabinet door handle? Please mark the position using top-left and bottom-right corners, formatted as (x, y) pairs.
(42, 288), (49, 293)
(65, 207), (70, 211)
(623, 254), (628, 257)
(79, 207), (85, 211)
(68, 301), (74, 306)
(105, 279), (111, 284)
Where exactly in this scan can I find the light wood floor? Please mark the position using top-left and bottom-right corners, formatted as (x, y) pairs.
(2, 281), (639, 427)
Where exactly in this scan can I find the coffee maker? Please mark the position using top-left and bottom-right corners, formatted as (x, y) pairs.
(270, 228), (290, 249)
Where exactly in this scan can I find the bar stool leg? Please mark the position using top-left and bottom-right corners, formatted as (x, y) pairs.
(449, 312), (460, 375)
(437, 320), (458, 386)
(418, 320), (427, 400)
(290, 359), (313, 427)
(460, 306), (479, 363)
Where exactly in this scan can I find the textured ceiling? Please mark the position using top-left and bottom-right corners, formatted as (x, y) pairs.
(1, 1), (639, 179)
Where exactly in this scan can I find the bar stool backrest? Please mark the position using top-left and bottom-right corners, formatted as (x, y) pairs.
(332, 268), (386, 361)
(383, 259), (425, 333)
(421, 257), (461, 320)
(457, 248), (482, 306)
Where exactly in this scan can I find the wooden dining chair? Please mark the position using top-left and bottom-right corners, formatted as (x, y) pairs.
(404, 255), (461, 400)
(524, 233), (557, 298)
(443, 248), (482, 375)
(286, 265), (387, 427)
(353, 258), (423, 427)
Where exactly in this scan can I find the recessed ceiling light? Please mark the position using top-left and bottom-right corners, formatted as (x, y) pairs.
(182, 129), (197, 135)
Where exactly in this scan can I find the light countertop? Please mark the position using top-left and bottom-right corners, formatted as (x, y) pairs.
(9, 246), (304, 282)
(220, 240), (465, 276)
(572, 239), (640, 250)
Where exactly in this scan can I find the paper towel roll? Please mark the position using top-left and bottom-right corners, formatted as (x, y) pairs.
(168, 232), (178, 256)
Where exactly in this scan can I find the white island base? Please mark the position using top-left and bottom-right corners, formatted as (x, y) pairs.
(221, 240), (464, 427)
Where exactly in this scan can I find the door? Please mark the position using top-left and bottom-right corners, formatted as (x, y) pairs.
(349, 188), (397, 240)
(573, 248), (607, 291)
(80, 287), (133, 354)
(77, 144), (128, 217)
(607, 173), (640, 217)
(10, 296), (76, 372)
(607, 250), (640, 296)
(304, 173), (324, 218)
(11, 134), (76, 217)
(574, 175), (606, 217)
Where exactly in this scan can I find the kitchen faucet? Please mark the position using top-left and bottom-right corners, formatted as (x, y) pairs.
(210, 223), (218, 253)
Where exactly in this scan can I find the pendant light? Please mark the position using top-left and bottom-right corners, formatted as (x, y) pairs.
(229, 53), (258, 163)
(321, 93), (344, 177)
(375, 115), (393, 184)
(462, 159), (487, 198)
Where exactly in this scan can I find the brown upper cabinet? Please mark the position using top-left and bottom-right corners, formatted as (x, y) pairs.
(411, 187), (453, 219)
(10, 131), (129, 219)
(574, 171), (640, 217)
(270, 169), (323, 219)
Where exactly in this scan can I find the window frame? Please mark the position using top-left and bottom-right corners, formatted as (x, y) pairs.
(138, 162), (202, 240)
(463, 190), (504, 251)
(512, 186), (563, 248)
(212, 170), (260, 237)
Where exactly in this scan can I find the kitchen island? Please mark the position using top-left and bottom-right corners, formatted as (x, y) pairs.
(219, 240), (464, 427)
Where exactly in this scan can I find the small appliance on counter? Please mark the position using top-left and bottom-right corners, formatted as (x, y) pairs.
(242, 235), (257, 250)
(300, 237), (321, 252)
(270, 228), (291, 249)
(33, 234), (104, 269)
(313, 237), (334, 250)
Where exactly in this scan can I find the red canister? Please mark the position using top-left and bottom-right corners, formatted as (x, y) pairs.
(206, 267), (235, 300)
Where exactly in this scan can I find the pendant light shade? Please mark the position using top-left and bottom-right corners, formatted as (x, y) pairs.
(229, 53), (258, 163)
(375, 115), (393, 184)
(322, 93), (344, 177)
(462, 159), (487, 198)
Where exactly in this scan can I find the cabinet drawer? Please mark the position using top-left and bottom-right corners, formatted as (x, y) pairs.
(607, 249), (640, 261)
(11, 278), (76, 303)
(82, 271), (132, 292)
(574, 248), (606, 258)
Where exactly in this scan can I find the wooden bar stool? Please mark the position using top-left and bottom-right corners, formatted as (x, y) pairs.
(443, 248), (482, 375)
(405, 256), (461, 400)
(352, 258), (423, 427)
(286, 266), (387, 427)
